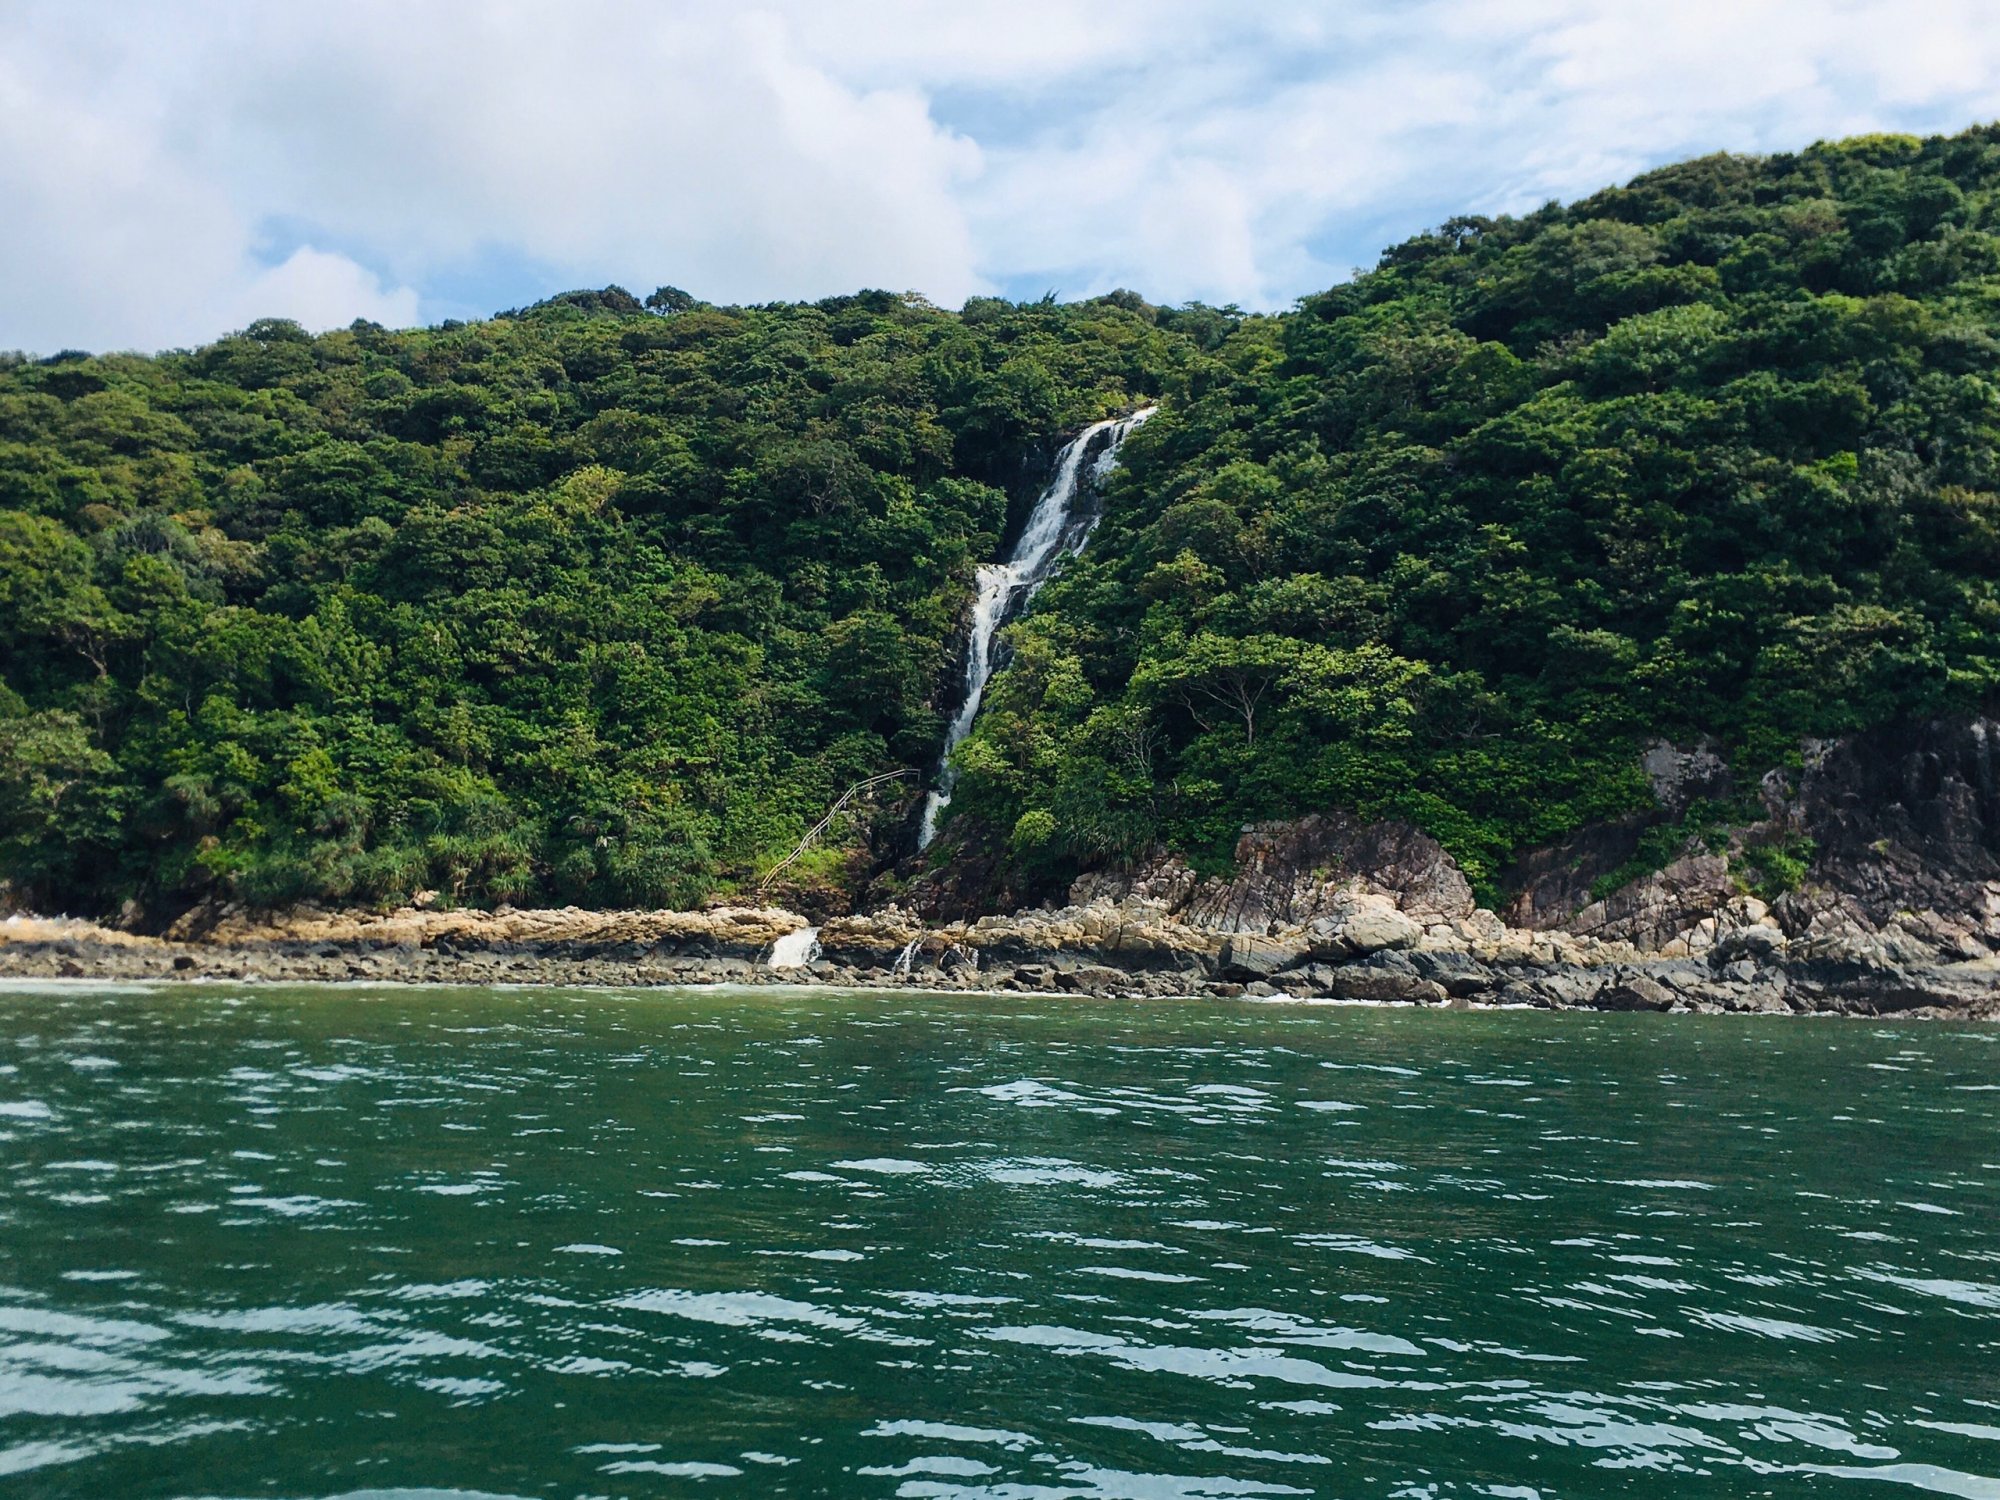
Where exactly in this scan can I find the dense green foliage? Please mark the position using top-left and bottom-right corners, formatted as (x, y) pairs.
(6, 126), (2000, 918)
(0, 288), (1200, 914)
(954, 127), (2000, 892)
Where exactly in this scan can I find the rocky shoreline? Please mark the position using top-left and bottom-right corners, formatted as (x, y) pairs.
(6, 720), (1997, 1020)
(3, 891), (1994, 1019)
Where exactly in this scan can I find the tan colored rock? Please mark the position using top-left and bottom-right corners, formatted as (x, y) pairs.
(0, 914), (157, 949)
(1302, 897), (1421, 958)
(1085, 813), (1475, 936)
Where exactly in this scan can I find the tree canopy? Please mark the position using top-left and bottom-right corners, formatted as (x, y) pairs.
(0, 286), (1202, 915)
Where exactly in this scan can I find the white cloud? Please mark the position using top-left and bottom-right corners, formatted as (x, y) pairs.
(1, 0), (1997, 350)
(0, 21), (415, 352)
(194, 5), (984, 301)
(230, 247), (420, 335)
(958, 0), (2000, 307)
(0, 0), (984, 350)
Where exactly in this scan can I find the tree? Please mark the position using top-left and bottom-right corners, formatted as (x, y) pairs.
(0, 711), (116, 901)
(1136, 633), (1304, 746)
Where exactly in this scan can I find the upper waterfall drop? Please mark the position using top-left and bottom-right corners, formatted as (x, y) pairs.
(917, 406), (1157, 849)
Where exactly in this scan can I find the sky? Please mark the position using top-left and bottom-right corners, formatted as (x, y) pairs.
(5, 0), (2000, 353)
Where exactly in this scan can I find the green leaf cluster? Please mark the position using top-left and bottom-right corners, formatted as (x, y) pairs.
(8, 125), (2000, 919)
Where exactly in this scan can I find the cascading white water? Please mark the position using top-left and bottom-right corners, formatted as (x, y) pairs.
(891, 936), (923, 976)
(765, 926), (821, 969)
(917, 407), (1156, 848)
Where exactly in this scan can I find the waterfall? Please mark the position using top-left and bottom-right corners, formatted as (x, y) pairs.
(917, 406), (1156, 848)
(891, 936), (923, 976)
(765, 926), (821, 969)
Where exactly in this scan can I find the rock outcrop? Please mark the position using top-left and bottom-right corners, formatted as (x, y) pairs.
(1504, 716), (2000, 970)
(1790, 716), (1999, 931)
(1076, 812), (1475, 932)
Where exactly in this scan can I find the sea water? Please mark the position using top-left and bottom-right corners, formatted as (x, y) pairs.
(0, 982), (1994, 1497)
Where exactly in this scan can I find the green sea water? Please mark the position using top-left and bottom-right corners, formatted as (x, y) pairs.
(0, 982), (1995, 1499)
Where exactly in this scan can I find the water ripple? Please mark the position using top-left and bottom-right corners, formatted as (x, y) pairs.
(0, 983), (1991, 1496)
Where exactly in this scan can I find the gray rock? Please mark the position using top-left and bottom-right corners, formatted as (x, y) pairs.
(1533, 970), (1605, 1009)
(1714, 924), (1786, 961)
(1594, 974), (1675, 1012)
(1567, 853), (1736, 949)
(1006, 964), (1057, 991)
(1059, 964), (1134, 994)
(1653, 960), (1718, 994)
(1217, 935), (1307, 980)
(1280, 962), (1342, 995)
(1407, 949), (1496, 997)
(1496, 979), (1552, 1008)
(1641, 738), (1734, 813)
(1330, 968), (1447, 1004)
(1351, 947), (1420, 976)
(1720, 981), (1791, 1014)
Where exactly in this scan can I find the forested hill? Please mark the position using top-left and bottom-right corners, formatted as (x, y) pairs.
(0, 287), (1211, 915)
(5, 126), (2000, 923)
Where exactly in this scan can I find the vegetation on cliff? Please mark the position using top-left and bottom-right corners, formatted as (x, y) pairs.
(4, 126), (1999, 918)
(955, 127), (2000, 894)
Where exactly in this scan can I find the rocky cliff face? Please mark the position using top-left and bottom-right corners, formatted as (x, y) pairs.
(1790, 717), (1998, 922)
(1503, 717), (2000, 966)
(865, 715), (1998, 1013)
(1501, 739), (1733, 929)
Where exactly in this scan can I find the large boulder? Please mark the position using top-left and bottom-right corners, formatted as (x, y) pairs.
(1594, 973), (1676, 1012)
(1711, 923), (1787, 962)
(1407, 948), (1498, 997)
(1218, 934), (1308, 980)
(1331, 968), (1446, 1004)
(1305, 898), (1422, 958)
(1278, 962), (1343, 995)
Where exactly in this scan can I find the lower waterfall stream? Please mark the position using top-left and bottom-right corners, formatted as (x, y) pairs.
(763, 926), (821, 969)
(917, 407), (1155, 847)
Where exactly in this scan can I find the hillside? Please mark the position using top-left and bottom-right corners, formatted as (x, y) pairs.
(4, 126), (2000, 923)
(951, 126), (2000, 903)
